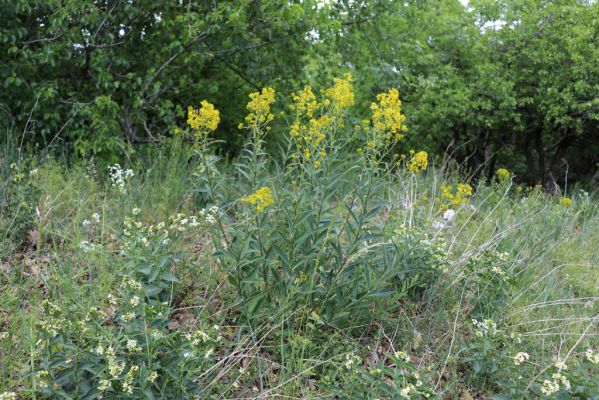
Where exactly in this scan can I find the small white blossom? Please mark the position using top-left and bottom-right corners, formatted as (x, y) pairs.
(585, 348), (599, 364)
(513, 352), (530, 366)
(540, 379), (560, 395)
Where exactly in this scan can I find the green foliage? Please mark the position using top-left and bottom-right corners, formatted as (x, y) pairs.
(1, 73), (598, 400)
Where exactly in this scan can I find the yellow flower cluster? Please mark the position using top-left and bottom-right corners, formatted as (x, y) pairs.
(406, 150), (428, 173)
(241, 87), (276, 130)
(291, 86), (319, 119)
(241, 187), (275, 212)
(439, 183), (473, 210)
(187, 100), (220, 137)
(290, 115), (330, 168)
(370, 88), (408, 145)
(559, 197), (572, 206)
(324, 73), (354, 110)
(496, 168), (510, 182)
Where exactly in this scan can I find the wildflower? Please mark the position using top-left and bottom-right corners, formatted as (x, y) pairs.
(496, 168), (510, 182)
(344, 353), (360, 369)
(98, 379), (112, 391)
(554, 358), (568, 371)
(370, 87), (408, 144)
(513, 352), (530, 365)
(291, 86), (319, 119)
(36, 370), (50, 387)
(79, 240), (96, 253)
(107, 293), (118, 306)
(187, 100), (220, 138)
(241, 87), (275, 130)
(241, 187), (275, 212)
(585, 348), (599, 364)
(129, 296), (140, 307)
(540, 379), (560, 395)
(108, 164), (134, 194)
(121, 312), (136, 322)
(552, 372), (570, 390)
(148, 370), (158, 383)
(0, 393), (17, 400)
(108, 358), (125, 379)
(394, 351), (411, 363)
(204, 347), (214, 359)
(126, 339), (141, 352)
(406, 151), (428, 172)
(132, 207), (141, 216)
(324, 73), (354, 110)
(472, 319), (498, 337)
(82, 219), (91, 227)
(440, 183), (473, 208)
(92, 213), (100, 223)
(559, 197), (572, 206)
(400, 383), (415, 398)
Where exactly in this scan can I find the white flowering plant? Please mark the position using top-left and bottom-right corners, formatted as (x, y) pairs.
(31, 210), (230, 399)
(317, 349), (437, 399)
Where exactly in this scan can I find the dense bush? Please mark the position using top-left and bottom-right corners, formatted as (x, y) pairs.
(2, 0), (598, 185)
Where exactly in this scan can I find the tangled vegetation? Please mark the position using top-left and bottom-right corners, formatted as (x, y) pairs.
(1, 77), (597, 399)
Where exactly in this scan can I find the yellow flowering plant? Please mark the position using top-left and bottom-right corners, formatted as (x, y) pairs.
(186, 100), (220, 142)
(406, 150), (428, 173)
(239, 87), (276, 132)
(496, 168), (510, 182)
(288, 77), (353, 171)
(438, 183), (473, 211)
(241, 187), (275, 212)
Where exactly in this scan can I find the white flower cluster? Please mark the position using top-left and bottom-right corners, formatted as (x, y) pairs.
(199, 205), (221, 225)
(82, 212), (101, 227)
(343, 353), (361, 369)
(0, 392), (17, 400)
(541, 372), (571, 395)
(394, 350), (411, 363)
(79, 240), (98, 253)
(108, 164), (134, 194)
(513, 352), (530, 365)
(585, 348), (599, 364)
(170, 206), (221, 231)
(472, 318), (498, 337)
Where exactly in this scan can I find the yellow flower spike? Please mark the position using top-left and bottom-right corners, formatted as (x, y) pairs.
(407, 151), (428, 173)
(241, 187), (275, 212)
(187, 100), (220, 138)
(370, 88), (408, 145)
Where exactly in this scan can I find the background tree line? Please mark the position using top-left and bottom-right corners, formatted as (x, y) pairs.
(1, 0), (598, 187)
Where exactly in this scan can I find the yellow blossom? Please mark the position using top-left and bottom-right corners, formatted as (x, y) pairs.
(241, 187), (275, 212)
(440, 183), (473, 208)
(241, 87), (275, 130)
(187, 100), (220, 138)
(324, 73), (354, 110)
(559, 197), (572, 206)
(370, 88), (408, 144)
(291, 86), (320, 119)
(407, 151), (428, 172)
(496, 168), (510, 182)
